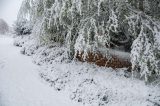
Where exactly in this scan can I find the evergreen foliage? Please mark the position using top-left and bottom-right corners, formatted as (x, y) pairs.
(16, 0), (160, 82)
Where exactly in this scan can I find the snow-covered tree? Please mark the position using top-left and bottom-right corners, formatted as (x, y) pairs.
(14, 0), (32, 36)
(131, 14), (160, 82)
(16, 0), (160, 82)
(0, 19), (9, 34)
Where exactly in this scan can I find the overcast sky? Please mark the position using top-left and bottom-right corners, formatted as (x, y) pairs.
(0, 0), (23, 26)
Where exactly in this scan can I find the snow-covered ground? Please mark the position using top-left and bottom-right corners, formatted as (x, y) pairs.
(0, 35), (160, 106)
(0, 35), (82, 106)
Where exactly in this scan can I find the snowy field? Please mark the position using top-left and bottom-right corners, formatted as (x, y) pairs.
(0, 35), (159, 106)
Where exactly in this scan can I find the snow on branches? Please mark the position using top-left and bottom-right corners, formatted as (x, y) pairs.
(131, 14), (160, 82)
(16, 0), (160, 82)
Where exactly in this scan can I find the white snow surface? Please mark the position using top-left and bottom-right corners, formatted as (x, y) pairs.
(0, 35), (82, 106)
(0, 35), (160, 106)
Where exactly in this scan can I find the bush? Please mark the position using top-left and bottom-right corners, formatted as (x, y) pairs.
(14, 19), (32, 35)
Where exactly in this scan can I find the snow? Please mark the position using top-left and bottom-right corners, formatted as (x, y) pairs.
(0, 35), (81, 106)
(13, 35), (160, 106)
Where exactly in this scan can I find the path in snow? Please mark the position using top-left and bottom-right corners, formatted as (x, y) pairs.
(0, 36), (81, 106)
